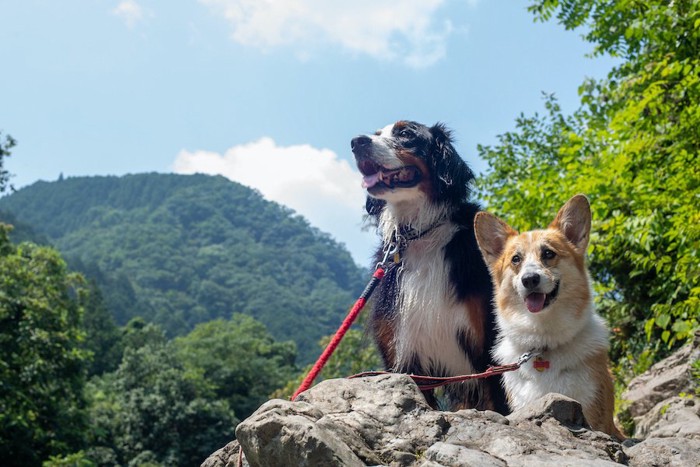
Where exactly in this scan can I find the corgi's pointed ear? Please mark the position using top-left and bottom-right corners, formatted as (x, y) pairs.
(550, 194), (591, 254)
(474, 211), (517, 268)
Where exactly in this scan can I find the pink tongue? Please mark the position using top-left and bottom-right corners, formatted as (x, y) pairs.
(362, 173), (381, 188)
(526, 293), (546, 313)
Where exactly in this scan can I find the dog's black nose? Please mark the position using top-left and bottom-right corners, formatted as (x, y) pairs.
(521, 273), (540, 290)
(351, 135), (371, 152)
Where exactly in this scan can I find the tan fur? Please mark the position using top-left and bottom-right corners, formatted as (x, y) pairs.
(372, 317), (396, 369)
(474, 195), (625, 439)
(588, 350), (624, 439)
(463, 296), (487, 352)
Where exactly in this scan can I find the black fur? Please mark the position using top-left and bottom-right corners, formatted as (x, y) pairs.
(354, 121), (508, 415)
(427, 123), (475, 202)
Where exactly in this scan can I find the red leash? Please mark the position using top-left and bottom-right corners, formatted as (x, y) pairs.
(291, 266), (387, 400)
(289, 224), (539, 401)
(252, 240), (535, 466)
(240, 266), (388, 465)
(348, 351), (538, 390)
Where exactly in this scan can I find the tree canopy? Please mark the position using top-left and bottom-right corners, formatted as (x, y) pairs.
(0, 131), (15, 194)
(0, 225), (89, 466)
(478, 0), (699, 381)
(173, 313), (297, 420)
(84, 320), (238, 467)
(0, 173), (366, 363)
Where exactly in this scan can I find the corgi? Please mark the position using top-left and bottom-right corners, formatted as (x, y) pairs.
(473, 194), (624, 439)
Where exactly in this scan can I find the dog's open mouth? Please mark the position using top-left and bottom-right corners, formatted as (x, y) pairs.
(525, 281), (560, 313)
(357, 159), (422, 190)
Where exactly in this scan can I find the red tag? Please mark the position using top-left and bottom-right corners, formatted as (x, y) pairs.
(533, 356), (550, 372)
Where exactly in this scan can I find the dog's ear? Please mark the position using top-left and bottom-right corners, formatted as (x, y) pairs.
(429, 123), (474, 202)
(474, 211), (517, 270)
(549, 194), (591, 254)
(365, 196), (385, 217)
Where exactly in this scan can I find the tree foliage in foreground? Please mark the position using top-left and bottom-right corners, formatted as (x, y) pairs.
(84, 320), (238, 467)
(0, 225), (299, 466)
(478, 0), (699, 382)
(173, 313), (297, 421)
(78, 315), (296, 466)
(0, 225), (89, 466)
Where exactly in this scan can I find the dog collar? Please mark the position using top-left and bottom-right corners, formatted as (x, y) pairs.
(396, 220), (444, 242)
(379, 221), (445, 268)
(396, 222), (443, 255)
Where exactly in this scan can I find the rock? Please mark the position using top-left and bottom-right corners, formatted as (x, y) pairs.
(200, 440), (243, 467)
(636, 396), (700, 440)
(446, 395), (626, 466)
(235, 374), (447, 466)
(620, 330), (700, 438)
(506, 392), (588, 429)
(202, 332), (700, 467)
(625, 437), (700, 467)
(235, 399), (365, 467)
(230, 375), (625, 466)
(422, 442), (506, 467)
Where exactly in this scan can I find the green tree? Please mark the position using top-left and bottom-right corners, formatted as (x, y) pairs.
(477, 0), (699, 384)
(173, 313), (297, 420)
(0, 173), (366, 363)
(81, 280), (123, 376)
(275, 313), (382, 400)
(86, 321), (237, 467)
(0, 225), (89, 466)
(0, 131), (15, 193)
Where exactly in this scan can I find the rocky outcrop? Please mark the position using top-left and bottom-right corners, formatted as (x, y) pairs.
(202, 332), (700, 466)
(619, 331), (700, 440)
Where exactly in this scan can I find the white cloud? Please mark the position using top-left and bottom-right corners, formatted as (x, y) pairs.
(112, 1), (145, 28)
(198, 0), (451, 67)
(172, 138), (378, 265)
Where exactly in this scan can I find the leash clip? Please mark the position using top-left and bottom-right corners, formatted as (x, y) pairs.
(377, 240), (400, 270)
(376, 227), (407, 269)
(517, 349), (540, 367)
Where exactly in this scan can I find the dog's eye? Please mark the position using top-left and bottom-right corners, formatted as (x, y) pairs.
(511, 254), (521, 265)
(398, 128), (412, 138)
(542, 249), (556, 260)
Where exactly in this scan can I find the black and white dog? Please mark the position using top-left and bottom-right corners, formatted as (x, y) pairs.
(351, 120), (507, 413)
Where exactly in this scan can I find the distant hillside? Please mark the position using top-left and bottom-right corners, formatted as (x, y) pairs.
(0, 173), (366, 362)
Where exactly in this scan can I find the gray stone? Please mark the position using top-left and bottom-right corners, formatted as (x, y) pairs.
(447, 401), (624, 466)
(202, 331), (700, 467)
(620, 330), (700, 438)
(506, 392), (589, 429)
(235, 399), (364, 467)
(626, 437), (700, 467)
(200, 440), (243, 467)
(231, 376), (626, 466)
(422, 442), (505, 467)
(638, 396), (700, 440)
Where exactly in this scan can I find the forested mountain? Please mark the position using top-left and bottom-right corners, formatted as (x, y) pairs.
(0, 173), (367, 362)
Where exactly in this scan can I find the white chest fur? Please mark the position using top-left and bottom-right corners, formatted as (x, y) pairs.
(391, 224), (474, 376)
(494, 311), (609, 411)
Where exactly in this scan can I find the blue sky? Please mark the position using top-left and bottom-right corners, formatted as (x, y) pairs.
(0, 1), (618, 266)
